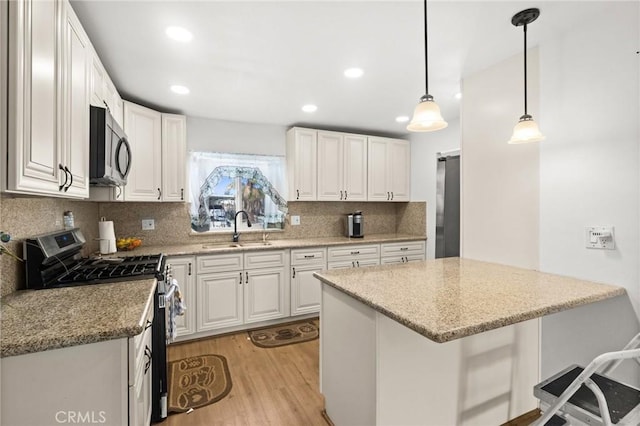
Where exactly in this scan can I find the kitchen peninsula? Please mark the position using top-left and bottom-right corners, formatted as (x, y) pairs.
(314, 258), (626, 425)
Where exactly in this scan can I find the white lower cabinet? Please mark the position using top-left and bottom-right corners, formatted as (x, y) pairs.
(1, 314), (152, 426)
(290, 248), (327, 316)
(166, 256), (196, 337)
(327, 244), (380, 270)
(380, 241), (426, 265)
(197, 270), (244, 331)
(195, 250), (289, 333)
(128, 324), (153, 426)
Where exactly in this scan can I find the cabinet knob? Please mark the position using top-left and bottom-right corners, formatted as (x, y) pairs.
(157, 188), (162, 200)
(292, 267), (296, 279)
(339, 190), (343, 201)
(239, 272), (243, 284)
(245, 272), (249, 283)
(391, 191), (394, 200)
(344, 190), (348, 200)
(188, 263), (192, 276)
(387, 192), (390, 201)
(296, 189), (300, 200)
(180, 188), (184, 201)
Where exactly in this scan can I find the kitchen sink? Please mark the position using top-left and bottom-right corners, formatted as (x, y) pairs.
(236, 241), (273, 247)
(201, 241), (273, 249)
(201, 243), (241, 249)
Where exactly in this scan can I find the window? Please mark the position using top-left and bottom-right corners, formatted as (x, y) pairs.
(189, 152), (288, 232)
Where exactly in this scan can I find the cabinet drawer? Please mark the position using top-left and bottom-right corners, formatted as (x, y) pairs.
(327, 258), (380, 270)
(327, 244), (379, 262)
(380, 254), (425, 265)
(197, 253), (243, 274)
(244, 250), (286, 270)
(291, 248), (326, 266)
(381, 241), (426, 257)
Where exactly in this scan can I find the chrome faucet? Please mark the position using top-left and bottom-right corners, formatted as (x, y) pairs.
(233, 210), (252, 242)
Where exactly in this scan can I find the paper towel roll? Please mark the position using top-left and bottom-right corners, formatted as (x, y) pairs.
(98, 220), (117, 254)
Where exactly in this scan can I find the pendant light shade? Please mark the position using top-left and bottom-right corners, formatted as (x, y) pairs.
(407, 0), (447, 132)
(508, 114), (545, 144)
(407, 95), (448, 132)
(508, 8), (544, 144)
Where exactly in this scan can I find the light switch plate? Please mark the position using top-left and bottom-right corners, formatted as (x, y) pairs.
(142, 219), (155, 230)
(585, 226), (614, 249)
(291, 215), (301, 226)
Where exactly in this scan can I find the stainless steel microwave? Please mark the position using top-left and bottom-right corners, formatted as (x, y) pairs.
(89, 106), (131, 186)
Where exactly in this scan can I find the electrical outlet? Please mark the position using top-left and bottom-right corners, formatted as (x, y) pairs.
(291, 215), (301, 226)
(142, 219), (155, 230)
(585, 226), (615, 250)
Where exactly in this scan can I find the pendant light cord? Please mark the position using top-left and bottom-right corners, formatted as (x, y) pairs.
(523, 23), (528, 115)
(424, 0), (429, 95)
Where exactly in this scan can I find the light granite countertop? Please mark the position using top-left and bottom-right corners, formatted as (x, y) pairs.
(313, 257), (626, 343)
(115, 233), (426, 258)
(1, 279), (156, 358)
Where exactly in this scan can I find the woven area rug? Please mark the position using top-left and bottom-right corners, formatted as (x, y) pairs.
(248, 319), (319, 348)
(168, 354), (232, 413)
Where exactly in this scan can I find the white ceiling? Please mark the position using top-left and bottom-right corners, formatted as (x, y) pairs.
(70, 0), (614, 137)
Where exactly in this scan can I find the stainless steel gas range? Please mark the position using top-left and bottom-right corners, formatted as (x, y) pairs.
(24, 228), (169, 422)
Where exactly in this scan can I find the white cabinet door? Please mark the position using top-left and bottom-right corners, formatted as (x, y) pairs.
(197, 271), (243, 331)
(161, 114), (186, 202)
(388, 139), (411, 201)
(317, 131), (344, 201)
(291, 264), (322, 316)
(367, 137), (390, 201)
(343, 134), (367, 201)
(7, 0), (66, 196)
(60, 2), (89, 198)
(244, 267), (289, 323)
(286, 127), (317, 201)
(367, 137), (410, 202)
(167, 256), (196, 337)
(123, 101), (162, 201)
(89, 50), (104, 107)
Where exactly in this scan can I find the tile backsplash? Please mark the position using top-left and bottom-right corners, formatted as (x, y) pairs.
(0, 194), (100, 297)
(1, 194), (425, 295)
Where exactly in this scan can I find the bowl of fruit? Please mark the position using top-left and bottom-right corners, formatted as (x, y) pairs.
(116, 237), (142, 251)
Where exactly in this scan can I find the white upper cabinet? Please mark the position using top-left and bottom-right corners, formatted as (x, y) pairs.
(367, 137), (410, 202)
(286, 127), (317, 201)
(123, 101), (162, 201)
(123, 101), (187, 202)
(161, 114), (187, 202)
(60, 1), (90, 198)
(89, 48), (123, 128)
(6, 0), (90, 198)
(317, 131), (367, 202)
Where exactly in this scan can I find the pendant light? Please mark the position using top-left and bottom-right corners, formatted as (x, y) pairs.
(407, 0), (447, 132)
(508, 8), (545, 144)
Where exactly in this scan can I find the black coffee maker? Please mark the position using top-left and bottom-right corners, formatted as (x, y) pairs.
(346, 211), (364, 238)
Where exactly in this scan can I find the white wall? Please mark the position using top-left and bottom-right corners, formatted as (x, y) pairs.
(459, 48), (541, 420)
(409, 119), (460, 259)
(460, 50), (540, 270)
(187, 116), (287, 155)
(538, 3), (640, 385)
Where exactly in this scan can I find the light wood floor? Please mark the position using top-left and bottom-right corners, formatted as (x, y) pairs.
(161, 327), (326, 426)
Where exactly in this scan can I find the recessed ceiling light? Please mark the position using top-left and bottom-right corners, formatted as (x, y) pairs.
(166, 26), (193, 42)
(344, 68), (364, 79)
(454, 92), (462, 100)
(395, 116), (410, 123)
(302, 104), (317, 113)
(170, 85), (190, 95)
